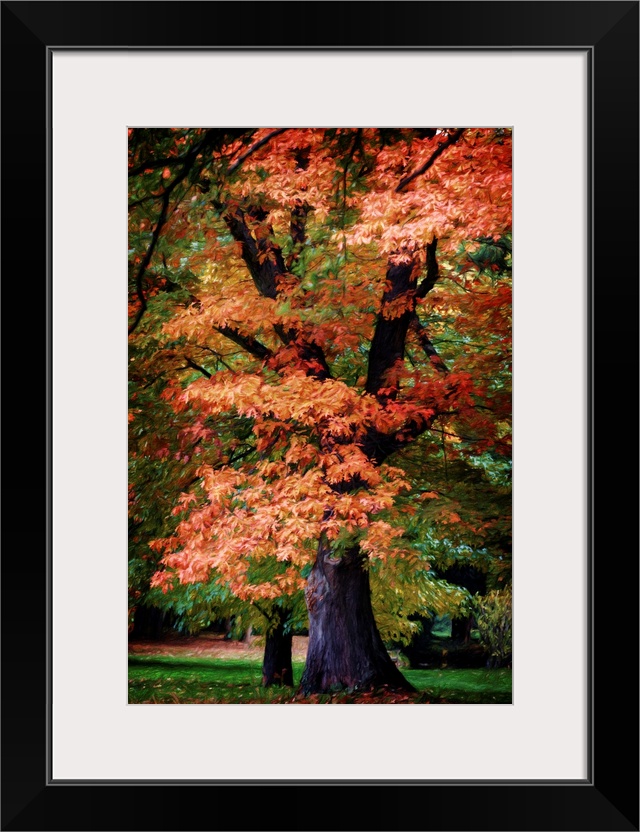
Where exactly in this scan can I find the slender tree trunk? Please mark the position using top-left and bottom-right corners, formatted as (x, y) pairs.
(129, 605), (167, 640)
(262, 617), (294, 687)
(301, 541), (414, 694)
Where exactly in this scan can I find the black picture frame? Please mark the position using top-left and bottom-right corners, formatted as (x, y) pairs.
(2, 2), (638, 830)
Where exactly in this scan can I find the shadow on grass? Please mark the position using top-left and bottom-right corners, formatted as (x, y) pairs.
(128, 654), (275, 673)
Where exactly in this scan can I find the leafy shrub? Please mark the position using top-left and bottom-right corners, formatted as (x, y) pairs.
(473, 586), (512, 667)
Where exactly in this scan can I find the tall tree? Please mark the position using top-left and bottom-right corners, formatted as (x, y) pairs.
(129, 128), (512, 693)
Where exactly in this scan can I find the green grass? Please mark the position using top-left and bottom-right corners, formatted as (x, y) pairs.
(128, 655), (306, 704)
(403, 667), (512, 704)
(128, 655), (511, 704)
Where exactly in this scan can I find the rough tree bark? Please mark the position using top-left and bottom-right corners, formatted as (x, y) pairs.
(301, 541), (414, 694)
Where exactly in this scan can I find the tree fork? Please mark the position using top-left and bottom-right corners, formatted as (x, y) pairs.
(219, 201), (332, 379)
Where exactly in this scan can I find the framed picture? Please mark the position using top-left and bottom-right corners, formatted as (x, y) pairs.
(2, 1), (638, 830)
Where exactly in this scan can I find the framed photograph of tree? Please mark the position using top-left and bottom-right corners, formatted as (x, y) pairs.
(2, 2), (637, 830)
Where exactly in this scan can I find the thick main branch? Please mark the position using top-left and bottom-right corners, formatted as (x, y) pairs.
(363, 237), (447, 461)
(365, 257), (420, 397)
(219, 202), (332, 380)
(221, 204), (283, 299)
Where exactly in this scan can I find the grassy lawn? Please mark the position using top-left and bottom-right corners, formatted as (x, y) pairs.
(128, 654), (511, 704)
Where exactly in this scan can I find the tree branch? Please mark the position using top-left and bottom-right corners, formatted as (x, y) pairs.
(250, 600), (274, 623)
(365, 255), (420, 397)
(217, 202), (332, 380)
(227, 129), (288, 176)
(286, 202), (311, 271)
(395, 129), (465, 193)
(416, 237), (440, 298)
(220, 203), (283, 299)
(365, 191), (445, 396)
(129, 131), (256, 334)
(129, 134), (231, 335)
(213, 325), (272, 360)
(128, 128), (246, 178)
(128, 187), (171, 334)
(183, 358), (212, 379)
(363, 236), (449, 456)
(409, 314), (448, 374)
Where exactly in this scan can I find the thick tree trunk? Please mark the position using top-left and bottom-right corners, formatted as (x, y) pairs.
(262, 617), (294, 687)
(301, 542), (415, 694)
